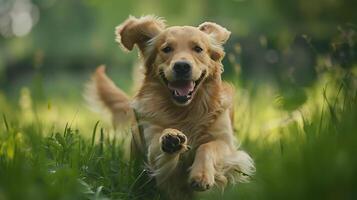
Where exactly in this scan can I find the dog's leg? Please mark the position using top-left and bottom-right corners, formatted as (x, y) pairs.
(147, 128), (189, 185)
(189, 140), (255, 191)
(189, 140), (231, 191)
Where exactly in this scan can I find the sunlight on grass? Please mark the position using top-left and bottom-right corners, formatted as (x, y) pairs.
(1, 68), (356, 199)
(8, 86), (110, 138)
(0, 0), (356, 199)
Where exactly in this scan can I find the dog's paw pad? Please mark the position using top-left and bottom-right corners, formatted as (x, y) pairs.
(160, 129), (188, 154)
(189, 173), (214, 192)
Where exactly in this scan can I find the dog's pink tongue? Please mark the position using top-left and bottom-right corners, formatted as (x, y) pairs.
(168, 81), (195, 96)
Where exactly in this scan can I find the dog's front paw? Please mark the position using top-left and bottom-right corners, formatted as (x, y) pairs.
(189, 172), (215, 191)
(160, 129), (189, 154)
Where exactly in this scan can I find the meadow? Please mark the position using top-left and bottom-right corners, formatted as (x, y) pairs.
(1, 67), (356, 200)
(1, 0), (357, 199)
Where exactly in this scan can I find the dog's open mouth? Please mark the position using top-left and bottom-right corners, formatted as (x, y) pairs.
(168, 80), (195, 104)
(160, 70), (206, 105)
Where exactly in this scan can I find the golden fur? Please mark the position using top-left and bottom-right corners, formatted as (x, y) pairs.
(86, 15), (255, 200)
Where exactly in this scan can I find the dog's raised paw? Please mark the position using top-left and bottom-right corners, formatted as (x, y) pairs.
(160, 129), (188, 154)
(189, 173), (214, 192)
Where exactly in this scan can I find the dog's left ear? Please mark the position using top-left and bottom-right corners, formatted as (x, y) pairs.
(198, 22), (231, 61)
(115, 15), (166, 55)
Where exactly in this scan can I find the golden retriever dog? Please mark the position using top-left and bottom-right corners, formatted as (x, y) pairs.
(86, 15), (255, 200)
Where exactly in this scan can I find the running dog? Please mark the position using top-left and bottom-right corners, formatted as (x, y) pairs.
(86, 15), (255, 200)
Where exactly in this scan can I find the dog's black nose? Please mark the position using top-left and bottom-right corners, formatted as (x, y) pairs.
(173, 61), (191, 78)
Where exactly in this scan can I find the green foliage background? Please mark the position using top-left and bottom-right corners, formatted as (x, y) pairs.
(0, 0), (357, 199)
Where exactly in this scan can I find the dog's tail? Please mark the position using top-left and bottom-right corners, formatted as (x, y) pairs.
(84, 65), (133, 128)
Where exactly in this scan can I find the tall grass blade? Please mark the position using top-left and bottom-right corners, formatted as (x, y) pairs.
(2, 114), (9, 132)
(92, 121), (100, 147)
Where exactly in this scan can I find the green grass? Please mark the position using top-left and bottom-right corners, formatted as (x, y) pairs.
(1, 72), (357, 200)
(0, 117), (161, 200)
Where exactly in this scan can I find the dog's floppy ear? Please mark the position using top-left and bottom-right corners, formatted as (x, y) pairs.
(115, 15), (165, 54)
(198, 22), (231, 61)
(198, 22), (231, 44)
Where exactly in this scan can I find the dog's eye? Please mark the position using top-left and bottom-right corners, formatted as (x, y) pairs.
(162, 46), (173, 53)
(193, 45), (203, 53)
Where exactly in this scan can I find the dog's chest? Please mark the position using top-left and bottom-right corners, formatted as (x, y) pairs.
(145, 109), (221, 148)
(133, 95), (227, 143)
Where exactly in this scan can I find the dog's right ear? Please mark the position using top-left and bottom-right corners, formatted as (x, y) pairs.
(115, 15), (165, 54)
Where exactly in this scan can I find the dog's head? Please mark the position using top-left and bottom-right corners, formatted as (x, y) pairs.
(116, 16), (230, 106)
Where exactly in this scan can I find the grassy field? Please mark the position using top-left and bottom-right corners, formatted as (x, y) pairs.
(1, 0), (356, 199)
(1, 69), (356, 200)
